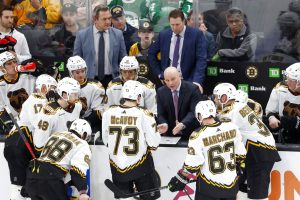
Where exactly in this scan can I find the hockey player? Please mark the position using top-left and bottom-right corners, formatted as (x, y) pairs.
(4, 74), (57, 200)
(25, 119), (92, 200)
(213, 83), (281, 200)
(32, 77), (83, 155)
(102, 80), (161, 199)
(0, 51), (36, 134)
(168, 100), (246, 200)
(235, 89), (263, 118)
(266, 63), (300, 143)
(106, 56), (157, 114)
(67, 55), (105, 133)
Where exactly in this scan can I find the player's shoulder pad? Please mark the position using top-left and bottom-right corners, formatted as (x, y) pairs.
(87, 79), (105, 90)
(274, 81), (287, 89)
(107, 77), (122, 89)
(189, 126), (206, 140)
(137, 77), (155, 89)
(43, 101), (61, 115)
(32, 93), (46, 100)
(138, 106), (154, 117)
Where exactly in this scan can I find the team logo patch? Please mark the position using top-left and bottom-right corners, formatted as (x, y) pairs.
(246, 66), (258, 79)
(188, 147), (195, 155)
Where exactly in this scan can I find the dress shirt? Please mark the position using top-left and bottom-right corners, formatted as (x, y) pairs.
(169, 26), (186, 74)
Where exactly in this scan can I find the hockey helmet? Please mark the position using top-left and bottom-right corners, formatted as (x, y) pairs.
(235, 89), (248, 104)
(121, 80), (143, 100)
(69, 119), (92, 141)
(120, 56), (139, 71)
(57, 77), (80, 101)
(67, 56), (87, 73)
(284, 62), (300, 82)
(213, 82), (236, 104)
(35, 74), (57, 92)
(0, 51), (15, 67)
(195, 100), (216, 123)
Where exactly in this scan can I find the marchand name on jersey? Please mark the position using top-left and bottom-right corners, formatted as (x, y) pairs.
(111, 116), (138, 125)
(203, 129), (236, 147)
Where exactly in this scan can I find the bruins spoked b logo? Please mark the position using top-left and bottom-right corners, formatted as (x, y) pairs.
(246, 66), (258, 79)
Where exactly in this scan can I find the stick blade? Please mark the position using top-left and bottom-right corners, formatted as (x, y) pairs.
(104, 179), (127, 198)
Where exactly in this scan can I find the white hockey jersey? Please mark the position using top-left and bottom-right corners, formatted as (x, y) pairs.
(102, 105), (161, 181)
(80, 79), (105, 118)
(18, 93), (48, 132)
(38, 131), (91, 190)
(106, 77), (157, 114)
(217, 102), (280, 162)
(266, 82), (300, 117)
(184, 121), (246, 198)
(0, 73), (36, 117)
(32, 101), (82, 152)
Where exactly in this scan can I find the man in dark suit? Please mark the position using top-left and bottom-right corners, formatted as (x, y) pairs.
(73, 5), (127, 88)
(148, 9), (207, 92)
(157, 67), (202, 139)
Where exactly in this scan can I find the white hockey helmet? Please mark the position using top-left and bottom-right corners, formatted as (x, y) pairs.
(57, 77), (80, 100)
(35, 74), (57, 92)
(195, 100), (216, 123)
(284, 63), (300, 82)
(213, 83), (236, 104)
(0, 51), (15, 67)
(69, 119), (92, 141)
(67, 55), (87, 73)
(120, 56), (139, 71)
(121, 80), (143, 100)
(235, 89), (248, 104)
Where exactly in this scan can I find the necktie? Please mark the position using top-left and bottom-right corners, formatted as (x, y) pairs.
(172, 34), (181, 67)
(98, 31), (105, 80)
(173, 90), (179, 120)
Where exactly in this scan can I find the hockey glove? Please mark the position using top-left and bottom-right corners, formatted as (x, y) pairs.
(280, 115), (300, 130)
(168, 172), (189, 192)
(0, 110), (13, 135)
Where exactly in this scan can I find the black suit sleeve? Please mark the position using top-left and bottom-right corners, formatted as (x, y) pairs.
(181, 86), (202, 128)
(157, 89), (168, 125)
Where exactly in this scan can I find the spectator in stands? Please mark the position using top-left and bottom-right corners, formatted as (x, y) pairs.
(106, 56), (157, 114)
(212, 7), (257, 62)
(149, 9), (207, 92)
(13, 0), (62, 29)
(110, 5), (139, 54)
(187, 10), (216, 61)
(0, 6), (31, 63)
(73, 4), (127, 88)
(266, 63), (300, 143)
(52, 3), (80, 57)
(129, 19), (162, 88)
(157, 67), (202, 139)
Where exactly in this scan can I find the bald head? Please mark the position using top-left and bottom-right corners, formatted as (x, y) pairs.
(164, 67), (181, 91)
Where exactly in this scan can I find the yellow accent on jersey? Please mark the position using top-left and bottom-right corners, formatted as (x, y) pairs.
(70, 165), (86, 178)
(189, 126), (207, 140)
(198, 172), (239, 189)
(137, 107), (154, 117)
(245, 140), (277, 151)
(109, 149), (151, 173)
(32, 93), (46, 99)
(43, 104), (61, 115)
(107, 80), (122, 89)
(89, 81), (105, 90)
(184, 164), (201, 172)
(6, 126), (33, 143)
(274, 81), (288, 89)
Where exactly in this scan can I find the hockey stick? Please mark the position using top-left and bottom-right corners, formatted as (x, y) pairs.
(4, 105), (36, 159)
(104, 178), (197, 198)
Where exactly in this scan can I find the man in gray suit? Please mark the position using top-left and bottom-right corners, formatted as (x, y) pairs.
(73, 4), (127, 87)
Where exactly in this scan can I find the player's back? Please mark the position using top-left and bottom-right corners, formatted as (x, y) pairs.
(187, 121), (246, 198)
(18, 93), (48, 132)
(39, 131), (91, 173)
(32, 101), (82, 152)
(102, 105), (160, 181)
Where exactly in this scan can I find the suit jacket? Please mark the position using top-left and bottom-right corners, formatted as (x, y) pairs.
(148, 26), (207, 85)
(73, 26), (127, 79)
(157, 80), (202, 138)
